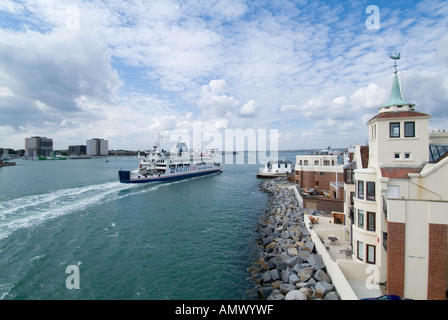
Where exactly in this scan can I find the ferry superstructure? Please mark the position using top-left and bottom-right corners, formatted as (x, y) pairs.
(118, 140), (222, 183)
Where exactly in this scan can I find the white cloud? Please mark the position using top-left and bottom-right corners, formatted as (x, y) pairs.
(238, 100), (257, 117)
(349, 83), (388, 112)
(0, 0), (447, 151)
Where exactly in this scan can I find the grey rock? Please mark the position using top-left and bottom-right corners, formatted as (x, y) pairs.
(314, 269), (331, 283)
(297, 266), (314, 282)
(288, 274), (300, 285)
(267, 289), (285, 300)
(270, 269), (280, 281)
(279, 283), (296, 294)
(315, 281), (334, 295)
(307, 277), (317, 287)
(285, 256), (302, 268)
(323, 291), (339, 300)
(304, 240), (315, 252)
(282, 267), (293, 283)
(262, 236), (274, 245)
(294, 281), (310, 289)
(273, 259), (287, 271)
(280, 231), (290, 239)
(298, 250), (310, 260)
(285, 290), (308, 300)
(258, 286), (274, 299)
(262, 270), (272, 283)
(307, 254), (325, 270)
(299, 287), (314, 300)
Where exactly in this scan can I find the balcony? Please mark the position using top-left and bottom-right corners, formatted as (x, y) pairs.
(304, 211), (385, 299)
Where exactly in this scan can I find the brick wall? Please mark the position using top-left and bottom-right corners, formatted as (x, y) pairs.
(427, 223), (448, 300)
(387, 222), (405, 297)
(303, 197), (344, 214)
(295, 170), (343, 191)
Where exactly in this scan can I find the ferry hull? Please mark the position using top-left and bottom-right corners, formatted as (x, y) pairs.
(119, 168), (221, 183)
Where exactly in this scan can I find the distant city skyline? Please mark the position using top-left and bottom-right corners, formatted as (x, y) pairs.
(0, 0), (447, 151)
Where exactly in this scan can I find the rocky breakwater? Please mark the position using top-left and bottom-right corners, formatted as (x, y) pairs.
(249, 178), (339, 300)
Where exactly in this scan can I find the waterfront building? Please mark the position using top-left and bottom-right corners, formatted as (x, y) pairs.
(86, 138), (108, 156)
(294, 152), (345, 199)
(292, 150), (348, 215)
(343, 56), (448, 300)
(68, 145), (87, 156)
(257, 158), (294, 178)
(25, 136), (53, 157)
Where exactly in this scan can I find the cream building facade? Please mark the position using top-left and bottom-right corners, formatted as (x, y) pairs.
(343, 63), (448, 300)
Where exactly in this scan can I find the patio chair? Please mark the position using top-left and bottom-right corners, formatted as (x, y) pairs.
(340, 247), (353, 258)
(344, 249), (353, 258)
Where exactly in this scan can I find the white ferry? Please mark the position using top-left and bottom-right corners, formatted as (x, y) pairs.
(118, 139), (222, 183)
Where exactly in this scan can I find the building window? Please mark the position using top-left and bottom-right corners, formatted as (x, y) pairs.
(357, 241), (364, 261)
(405, 153), (411, 159)
(394, 153), (400, 159)
(390, 122), (400, 138)
(358, 209), (365, 229)
(357, 180), (364, 199)
(367, 212), (376, 231)
(367, 245), (376, 264)
(366, 182), (375, 201)
(315, 160), (319, 165)
(323, 160), (330, 166)
(404, 122), (415, 137)
(320, 172), (324, 176)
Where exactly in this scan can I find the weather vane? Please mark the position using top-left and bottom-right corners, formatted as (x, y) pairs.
(389, 52), (401, 74)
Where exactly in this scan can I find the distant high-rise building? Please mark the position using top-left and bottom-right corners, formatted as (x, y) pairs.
(68, 145), (87, 156)
(25, 136), (53, 157)
(86, 138), (108, 156)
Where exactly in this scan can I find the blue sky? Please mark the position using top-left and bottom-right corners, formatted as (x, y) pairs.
(0, 0), (447, 151)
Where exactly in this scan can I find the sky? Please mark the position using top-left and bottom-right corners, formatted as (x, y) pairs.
(0, 0), (447, 151)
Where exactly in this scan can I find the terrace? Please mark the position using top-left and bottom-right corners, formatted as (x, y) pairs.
(303, 210), (385, 299)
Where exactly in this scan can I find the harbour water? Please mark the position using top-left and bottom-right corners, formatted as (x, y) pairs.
(0, 152), (298, 300)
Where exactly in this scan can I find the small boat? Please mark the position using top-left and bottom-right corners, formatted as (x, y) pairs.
(118, 137), (222, 183)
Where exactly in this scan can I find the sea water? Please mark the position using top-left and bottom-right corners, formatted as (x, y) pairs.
(0, 152), (298, 300)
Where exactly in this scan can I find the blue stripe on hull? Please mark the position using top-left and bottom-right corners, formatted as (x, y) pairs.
(119, 169), (221, 183)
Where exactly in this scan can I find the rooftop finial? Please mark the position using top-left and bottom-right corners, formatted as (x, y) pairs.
(389, 52), (401, 74)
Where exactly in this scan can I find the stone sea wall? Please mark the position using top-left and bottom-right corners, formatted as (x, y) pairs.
(249, 178), (339, 300)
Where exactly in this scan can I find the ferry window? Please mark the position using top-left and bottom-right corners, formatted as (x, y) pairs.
(404, 122), (415, 137)
(367, 182), (375, 201)
(367, 245), (376, 264)
(358, 209), (364, 229)
(367, 212), (376, 231)
(357, 180), (364, 199)
(390, 122), (400, 138)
